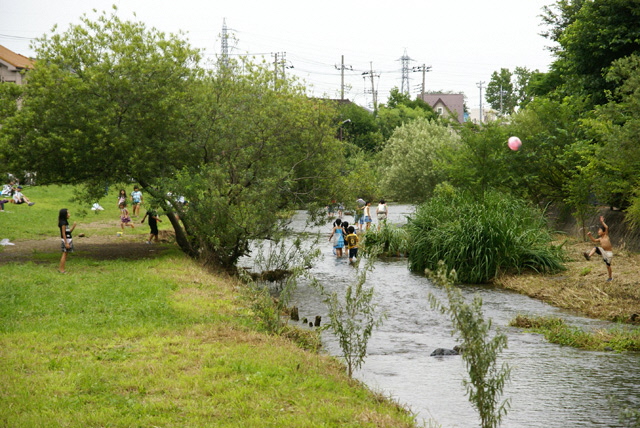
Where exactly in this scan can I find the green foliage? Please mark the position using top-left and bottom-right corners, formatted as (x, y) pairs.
(0, 82), (23, 125)
(510, 315), (640, 352)
(161, 65), (343, 268)
(486, 67), (538, 114)
(0, 9), (200, 185)
(506, 96), (586, 204)
(361, 223), (412, 257)
(450, 121), (511, 197)
(540, 0), (640, 106)
(378, 118), (461, 202)
(311, 251), (385, 378)
(583, 54), (640, 212)
(337, 102), (384, 152)
(376, 88), (438, 140)
(407, 187), (565, 283)
(0, 10), (345, 271)
(428, 263), (511, 428)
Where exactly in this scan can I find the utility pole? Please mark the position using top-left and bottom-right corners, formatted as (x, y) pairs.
(335, 55), (353, 100)
(362, 62), (379, 114)
(272, 52), (292, 88)
(412, 64), (432, 99)
(477, 81), (486, 123)
(398, 49), (414, 95)
(220, 18), (229, 66)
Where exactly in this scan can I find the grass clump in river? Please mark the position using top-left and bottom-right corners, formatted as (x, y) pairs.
(407, 185), (565, 283)
(510, 315), (640, 352)
(361, 223), (411, 257)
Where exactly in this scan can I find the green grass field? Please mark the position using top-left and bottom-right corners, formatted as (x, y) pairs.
(1, 185), (417, 428)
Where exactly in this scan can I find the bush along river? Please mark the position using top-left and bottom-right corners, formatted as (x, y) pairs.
(248, 205), (640, 427)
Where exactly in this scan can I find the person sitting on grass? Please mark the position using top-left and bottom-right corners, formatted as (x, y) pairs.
(11, 185), (35, 206)
(583, 215), (613, 281)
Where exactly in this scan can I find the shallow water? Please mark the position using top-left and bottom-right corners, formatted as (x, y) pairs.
(247, 206), (640, 427)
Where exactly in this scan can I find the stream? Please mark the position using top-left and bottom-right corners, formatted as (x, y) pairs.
(247, 205), (640, 427)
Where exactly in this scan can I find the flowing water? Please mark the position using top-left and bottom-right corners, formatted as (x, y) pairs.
(247, 205), (640, 427)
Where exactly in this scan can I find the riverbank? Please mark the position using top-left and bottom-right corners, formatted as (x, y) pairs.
(496, 236), (640, 324)
(0, 239), (417, 427)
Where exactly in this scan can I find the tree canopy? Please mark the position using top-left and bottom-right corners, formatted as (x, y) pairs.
(0, 9), (344, 270)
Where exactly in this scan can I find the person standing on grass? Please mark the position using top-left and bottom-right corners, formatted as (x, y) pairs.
(117, 189), (127, 207)
(119, 202), (135, 233)
(584, 215), (613, 281)
(130, 186), (143, 217)
(141, 209), (161, 244)
(58, 208), (76, 273)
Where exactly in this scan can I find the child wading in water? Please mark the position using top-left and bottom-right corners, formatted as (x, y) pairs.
(58, 209), (76, 273)
(345, 225), (359, 263)
(584, 216), (613, 281)
(119, 202), (135, 233)
(329, 218), (345, 257)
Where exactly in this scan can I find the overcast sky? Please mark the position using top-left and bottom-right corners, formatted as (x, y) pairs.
(1, 0), (556, 110)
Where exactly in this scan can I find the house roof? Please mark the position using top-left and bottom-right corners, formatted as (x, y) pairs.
(420, 93), (465, 123)
(0, 44), (35, 70)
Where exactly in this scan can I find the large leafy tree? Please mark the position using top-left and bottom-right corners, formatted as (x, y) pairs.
(0, 9), (199, 188)
(541, 0), (640, 106)
(164, 63), (344, 268)
(376, 88), (438, 140)
(583, 54), (640, 213)
(486, 69), (516, 115)
(486, 67), (538, 115)
(0, 10), (344, 270)
(378, 117), (460, 203)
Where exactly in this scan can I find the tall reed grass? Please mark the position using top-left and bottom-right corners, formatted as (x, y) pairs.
(407, 187), (565, 283)
(361, 223), (412, 256)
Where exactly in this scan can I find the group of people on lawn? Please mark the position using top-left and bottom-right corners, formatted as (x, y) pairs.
(1, 180), (36, 211)
(57, 185), (162, 273)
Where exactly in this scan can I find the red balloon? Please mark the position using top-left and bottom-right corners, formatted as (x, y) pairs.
(508, 136), (522, 151)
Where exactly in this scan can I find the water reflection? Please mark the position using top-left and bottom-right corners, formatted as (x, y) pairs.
(251, 205), (640, 427)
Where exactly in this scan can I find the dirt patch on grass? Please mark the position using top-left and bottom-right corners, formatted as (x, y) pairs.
(495, 237), (640, 324)
(0, 232), (174, 265)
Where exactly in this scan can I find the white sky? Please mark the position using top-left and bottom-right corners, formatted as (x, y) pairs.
(1, 0), (556, 110)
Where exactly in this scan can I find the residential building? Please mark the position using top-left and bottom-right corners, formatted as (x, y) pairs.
(419, 93), (465, 123)
(0, 44), (35, 85)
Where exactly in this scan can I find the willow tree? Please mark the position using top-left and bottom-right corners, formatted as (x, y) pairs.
(0, 9), (344, 270)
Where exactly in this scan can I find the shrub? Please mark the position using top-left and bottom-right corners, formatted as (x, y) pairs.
(408, 186), (565, 283)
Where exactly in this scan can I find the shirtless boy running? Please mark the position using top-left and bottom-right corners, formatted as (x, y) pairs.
(584, 216), (613, 281)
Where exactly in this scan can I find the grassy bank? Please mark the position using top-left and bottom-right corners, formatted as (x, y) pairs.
(1, 186), (417, 427)
(496, 236), (640, 324)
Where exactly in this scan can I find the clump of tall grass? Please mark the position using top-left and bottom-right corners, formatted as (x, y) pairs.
(407, 186), (565, 283)
(361, 223), (412, 256)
